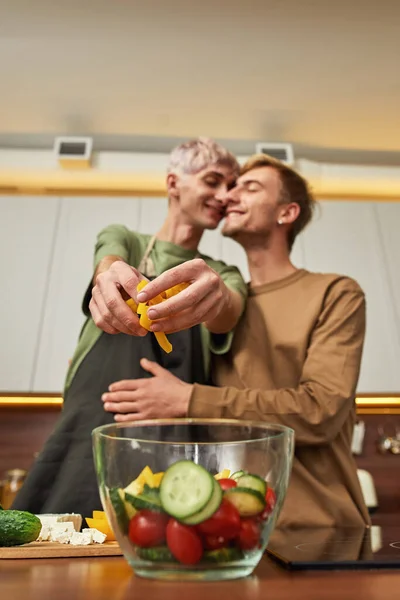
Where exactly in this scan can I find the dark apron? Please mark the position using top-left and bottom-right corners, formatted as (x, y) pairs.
(12, 238), (207, 517)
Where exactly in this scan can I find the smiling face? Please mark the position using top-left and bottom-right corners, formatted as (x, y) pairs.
(221, 166), (286, 241)
(168, 164), (237, 230)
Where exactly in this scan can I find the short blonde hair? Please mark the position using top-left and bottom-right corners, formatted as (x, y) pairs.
(241, 154), (316, 249)
(167, 137), (240, 177)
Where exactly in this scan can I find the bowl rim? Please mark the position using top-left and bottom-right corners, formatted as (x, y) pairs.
(92, 418), (294, 445)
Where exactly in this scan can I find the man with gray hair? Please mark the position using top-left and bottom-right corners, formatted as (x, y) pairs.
(13, 137), (247, 516)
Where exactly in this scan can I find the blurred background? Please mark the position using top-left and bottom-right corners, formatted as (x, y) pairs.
(0, 0), (399, 514)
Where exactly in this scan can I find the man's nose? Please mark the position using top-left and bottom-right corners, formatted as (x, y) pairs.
(214, 187), (230, 206)
(215, 183), (239, 206)
(221, 186), (241, 206)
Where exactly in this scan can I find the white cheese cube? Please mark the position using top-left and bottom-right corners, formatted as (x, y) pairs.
(70, 532), (92, 546)
(37, 524), (51, 541)
(57, 513), (82, 532)
(35, 513), (82, 532)
(82, 528), (107, 544)
(53, 531), (71, 544)
(49, 523), (73, 542)
(36, 515), (60, 527)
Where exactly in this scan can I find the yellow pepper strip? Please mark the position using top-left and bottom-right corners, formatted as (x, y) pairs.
(137, 280), (148, 293)
(135, 465), (154, 487)
(125, 280), (189, 354)
(214, 469), (231, 480)
(155, 332), (173, 354)
(125, 298), (138, 312)
(138, 305), (153, 330)
(151, 472), (165, 488)
(148, 291), (167, 305)
(164, 282), (190, 299)
(92, 510), (107, 520)
(85, 517), (116, 541)
(137, 302), (147, 314)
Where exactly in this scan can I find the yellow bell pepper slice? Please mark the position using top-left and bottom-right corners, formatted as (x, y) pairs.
(214, 469), (231, 480)
(85, 517), (116, 541)
(138, 305), (153, 330)
(135, 465), (154, 487)
(164, 282), (190, 298)
(137, 280), (148, 292)
(125, 298), (138, 312)
(125, 279), (189, 354)
(155, 332), (172, 354)
(151, 472), (165, 488)
(92, 510), (107, 520)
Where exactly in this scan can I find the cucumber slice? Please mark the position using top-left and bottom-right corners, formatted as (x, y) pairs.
(109, 487), (130, 533)
(181, 478), (223, 525)
(136, 546), (176, 562)
(230, 470), (246, 482)
(160, 460), (214, 519)
(126, 484), (163, 512)
(204, 547), (244, 563)
(236, 474), (267, 496)
(224, 487), (265, 517)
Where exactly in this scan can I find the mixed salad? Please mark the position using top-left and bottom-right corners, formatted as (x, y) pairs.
(109, 462), (276, 565)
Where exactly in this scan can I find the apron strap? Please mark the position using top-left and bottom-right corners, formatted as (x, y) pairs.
(138, 234), (201, 279)
(138, 235), (157, 277)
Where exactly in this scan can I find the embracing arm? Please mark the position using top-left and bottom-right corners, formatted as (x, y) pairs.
(189, 279), (366, 445)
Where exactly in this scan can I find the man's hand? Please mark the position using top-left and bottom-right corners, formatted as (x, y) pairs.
(102, 358), (192, 421)
(89, 260), (148, 336)
(135, 258), (242, 334)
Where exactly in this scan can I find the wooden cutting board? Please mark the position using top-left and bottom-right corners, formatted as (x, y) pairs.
(0, 541), (123, 559)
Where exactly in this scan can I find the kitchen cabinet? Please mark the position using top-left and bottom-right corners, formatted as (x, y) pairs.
(0, 196), (59, 390)
(1, 197), (400, 393)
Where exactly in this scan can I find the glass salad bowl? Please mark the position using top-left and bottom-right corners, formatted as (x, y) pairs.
(92, 419), (294, 581)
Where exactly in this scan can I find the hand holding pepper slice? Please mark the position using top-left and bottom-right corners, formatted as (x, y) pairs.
(125, 281), (189, 353)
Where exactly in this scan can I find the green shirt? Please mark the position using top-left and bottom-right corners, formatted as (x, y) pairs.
(64, 225), (247, 393)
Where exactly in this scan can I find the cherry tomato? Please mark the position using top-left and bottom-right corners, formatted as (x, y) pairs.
(204, 534), (230, 550)
(128, 510), (168, 548)
(237, 518), (261, 550)
(197, 498), (241, 539)
(258, 487), (277, 521)
(266, 487), (276, 511)
(166, 519), (203, 565)
(218, 479), (237, 491)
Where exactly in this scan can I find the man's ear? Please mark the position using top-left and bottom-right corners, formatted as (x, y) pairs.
(278, 202), (300, 225)
(167, 173), (180, 200)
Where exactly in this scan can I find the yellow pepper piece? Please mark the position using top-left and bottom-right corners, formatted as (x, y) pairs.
(137, 301), (147, 313)
(135, 465), (154, 487)
(214, 469), (231, 480)
(137, 280), (148, 292)
(125, 280), (189, 354)
(124, 478), (143, 497)
(139, 305), (153, 330)
(164, 282), (190, 299)
(151, 472), (165, 488)
(125, 298), (138, 312)
(155, 332), (172, 354)
(85, 517), (116, 541)
(92, 510), (107, 520)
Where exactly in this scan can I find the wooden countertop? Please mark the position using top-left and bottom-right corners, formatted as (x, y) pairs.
(1, 554), (399, 600)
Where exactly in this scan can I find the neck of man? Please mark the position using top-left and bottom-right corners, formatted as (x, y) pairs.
(242, 234), (298, 287)
(156, 207), (203, 251)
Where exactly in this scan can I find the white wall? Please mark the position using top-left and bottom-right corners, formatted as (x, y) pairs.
(1, 196), (399, 393)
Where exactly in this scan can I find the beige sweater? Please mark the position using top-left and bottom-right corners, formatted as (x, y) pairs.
(189, 270), (370, 528)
